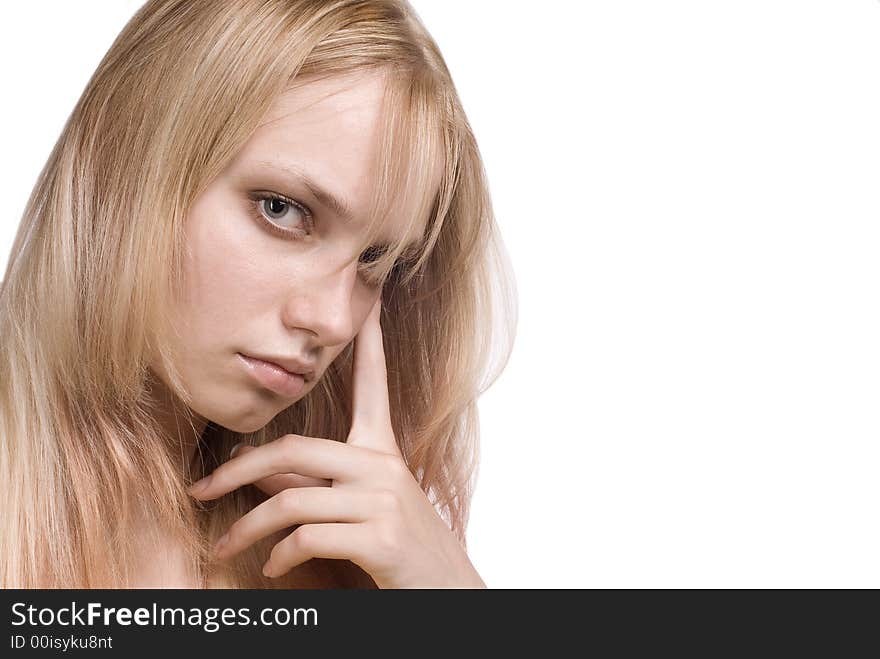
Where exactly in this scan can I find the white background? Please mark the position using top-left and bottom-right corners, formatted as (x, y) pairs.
(2, 1), (879, 588)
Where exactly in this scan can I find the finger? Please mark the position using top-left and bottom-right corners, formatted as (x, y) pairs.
(214, 487), (375, 561)
(230, 445), (331, 496)
(252, 472), (332, 496)
(262, 522), (371, 578)
(349, 297), (397, 454)
(188, 434), (379, 499)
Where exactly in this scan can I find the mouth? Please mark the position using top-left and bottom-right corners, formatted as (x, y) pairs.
(237, 353), (310, 398)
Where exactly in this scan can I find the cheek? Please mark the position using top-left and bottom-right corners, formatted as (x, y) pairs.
(178, 203), (270, 333)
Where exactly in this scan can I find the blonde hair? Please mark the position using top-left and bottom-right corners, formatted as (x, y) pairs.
(0, 0), (516, 588)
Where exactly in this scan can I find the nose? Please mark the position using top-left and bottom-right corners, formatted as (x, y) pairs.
(280, 256), (360, 347)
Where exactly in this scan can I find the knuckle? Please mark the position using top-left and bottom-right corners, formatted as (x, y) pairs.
(383, 454), (409, 479)
(292, 525), (314, 552)
(280, 433), (306, 452)
(274, 434), (305, 469)
(277, 488), (300, 514)
(375, 489), (400, 514)
(374, 521), (401, 557)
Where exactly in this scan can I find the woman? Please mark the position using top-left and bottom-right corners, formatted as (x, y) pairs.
(0, 0), (516, 588)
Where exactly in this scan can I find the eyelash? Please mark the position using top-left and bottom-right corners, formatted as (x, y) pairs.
(247, 191), (314, 241)
(247, 191), (407, 285)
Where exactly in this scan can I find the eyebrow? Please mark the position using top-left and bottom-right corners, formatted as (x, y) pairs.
(255, 159), (422, 251)
(256, 159), (355, 223)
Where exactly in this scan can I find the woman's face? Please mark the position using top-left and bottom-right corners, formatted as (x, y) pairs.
(159, 69), (430, 434)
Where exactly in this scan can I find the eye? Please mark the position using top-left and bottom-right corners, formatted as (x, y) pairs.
(248, 192), (410, 288)
(247, 191), (314, 240)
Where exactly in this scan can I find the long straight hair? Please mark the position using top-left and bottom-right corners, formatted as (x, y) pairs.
(0, 0), (516, 588)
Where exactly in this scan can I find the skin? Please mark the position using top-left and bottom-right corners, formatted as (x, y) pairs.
(150, 69), (484, 587)
(190, 300), (486, 588)
(153, 68), (429, 464)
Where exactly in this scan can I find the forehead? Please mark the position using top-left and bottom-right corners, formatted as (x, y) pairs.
(236, 70), (441, 247)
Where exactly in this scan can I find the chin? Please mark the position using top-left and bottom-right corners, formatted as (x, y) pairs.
(222, 398), (307, 434)
(232, 419), (271, 434)
(209, 415), (269, 435)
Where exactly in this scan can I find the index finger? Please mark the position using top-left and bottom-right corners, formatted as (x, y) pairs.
(348, 297), (396, 453)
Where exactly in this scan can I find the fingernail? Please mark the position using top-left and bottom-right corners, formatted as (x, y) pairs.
(213, 533), (229, 555)
(262, 563), (276, 578)
(188, 475), (212, 495)
(229, 442), (244, 459)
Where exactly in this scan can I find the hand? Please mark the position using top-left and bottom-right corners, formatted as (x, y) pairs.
(188, 298), (486, 588)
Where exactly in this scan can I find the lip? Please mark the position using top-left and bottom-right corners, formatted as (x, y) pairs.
(237, 353), (310, 398)
(239, 352), (316, 381)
